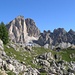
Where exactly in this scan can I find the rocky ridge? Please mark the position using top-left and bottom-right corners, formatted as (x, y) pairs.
(37, 28), (75, 49)
(6, 16), (75, 49)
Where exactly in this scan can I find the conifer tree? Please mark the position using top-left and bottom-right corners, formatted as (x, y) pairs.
(0, 22), (9, 44)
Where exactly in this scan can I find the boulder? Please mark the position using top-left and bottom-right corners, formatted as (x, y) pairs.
(38, 52), (53, 60)
(25, 46), (32, 51)
(24, 67), (40, 75)
(7, 64), (15, 71)
(2, 51), (6, 56)
(39, 59), (50, 67)
(0, 39), (4, 50)
(44, 44), (49, 49)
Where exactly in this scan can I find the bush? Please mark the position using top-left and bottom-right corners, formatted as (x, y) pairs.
(0, 22), (9, 44)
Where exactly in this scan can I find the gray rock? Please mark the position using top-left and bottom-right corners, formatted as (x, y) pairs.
(7, 64), (15, 71)
(2, 51), (6, 56)
(24, 67), (40, 75)
(0, 69), (8, 75)
(25, 46), (32, 51)
(0, 39), (4, 50)
(38, 52), (53, 60)
(6, 16), (28, 43)
(25, 18), (40, 37)
(44, 44), (49, 49)
(37, 30), (53, 46)
(36, 28), (75, 47)
(56, 42), (72, 49)
(39, 59), (50, 67)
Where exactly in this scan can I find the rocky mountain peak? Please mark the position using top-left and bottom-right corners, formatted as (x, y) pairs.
(16, 15), (24, 19)
(6, 16), (40, 44)
(6, 15), (75, 48)
(6, 15), (27, 43)
(68, 29), (75, 35)
(53, 28), (66, 35)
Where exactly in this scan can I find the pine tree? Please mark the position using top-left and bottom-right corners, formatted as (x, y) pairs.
(0, 22), (9, 44)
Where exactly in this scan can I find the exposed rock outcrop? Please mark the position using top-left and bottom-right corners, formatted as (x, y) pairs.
(6, 15), (75, 48)
(6, 16), (27, 43)
(36, 52), (75, 75)
(6, 16), (40, 44)
(52, 28), (67, 45)
(37, 28), (75, 48)
(37, 30), (53, 46)
(0, 39), (4, 50)
(25, 18), (40, 37)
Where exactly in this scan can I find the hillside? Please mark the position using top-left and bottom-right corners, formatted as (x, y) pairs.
(0, 15), (75, 75)
(0, 39), (75, 75)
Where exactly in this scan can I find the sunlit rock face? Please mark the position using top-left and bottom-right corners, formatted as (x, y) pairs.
(6, 15), (75, 48)
(6, 16), (27, 43)
(6, 16), (40, 44)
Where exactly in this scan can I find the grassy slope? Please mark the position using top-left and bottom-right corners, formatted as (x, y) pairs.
(4, 46), (50, 66)
(60, 48), (75, 62)
(4, 45), (75, 75)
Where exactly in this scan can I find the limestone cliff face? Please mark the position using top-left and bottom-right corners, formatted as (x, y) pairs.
(6, 16), (40, 43)
(6, 15), (75, 47)
(6, 16), (28, 43)
(25, 18), (40, 37)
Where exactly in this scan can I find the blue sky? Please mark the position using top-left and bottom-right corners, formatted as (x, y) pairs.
(0, 0), (75, 32)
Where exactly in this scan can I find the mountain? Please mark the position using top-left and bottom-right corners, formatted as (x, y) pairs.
(37, 28), (75, 48)
(6, 16), (40, 44)
(6, 15), (75, 48)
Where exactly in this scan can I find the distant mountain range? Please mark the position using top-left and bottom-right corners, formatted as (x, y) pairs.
(6, 15), (75, 48)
